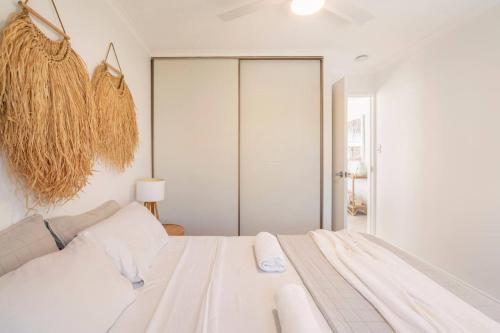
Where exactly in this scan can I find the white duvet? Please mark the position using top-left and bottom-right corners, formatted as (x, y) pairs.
(112, 236), (331, 333)
(311, 229), (500, 333)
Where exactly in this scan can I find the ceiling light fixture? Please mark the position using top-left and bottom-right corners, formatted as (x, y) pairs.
(291, 0), (325, 16)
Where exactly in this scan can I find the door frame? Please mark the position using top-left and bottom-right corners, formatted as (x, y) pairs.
(344, 94), (377, 235)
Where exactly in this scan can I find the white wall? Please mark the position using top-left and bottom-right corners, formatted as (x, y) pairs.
(0, 0), (151, 229)
(375, 4), (500, 299)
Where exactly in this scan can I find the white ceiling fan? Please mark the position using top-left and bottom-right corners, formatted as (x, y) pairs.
(218, 0), (373, 25)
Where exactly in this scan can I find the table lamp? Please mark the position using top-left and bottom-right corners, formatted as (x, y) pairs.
(136, 178), (165, 219)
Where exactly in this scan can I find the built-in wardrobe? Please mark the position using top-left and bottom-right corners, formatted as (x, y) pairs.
(152, 57), (323, 236)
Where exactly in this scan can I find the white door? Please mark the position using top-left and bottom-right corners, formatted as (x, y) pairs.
(239, 59), (322, 235)
(153, 59), (239, 236)
(332, 79), (346, 230)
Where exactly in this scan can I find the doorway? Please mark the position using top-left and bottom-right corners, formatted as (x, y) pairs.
(332, 81), (375, 233)
(345, 96), (372, 233)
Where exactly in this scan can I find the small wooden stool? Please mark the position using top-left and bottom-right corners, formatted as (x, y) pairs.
(162, 224), (185, 236)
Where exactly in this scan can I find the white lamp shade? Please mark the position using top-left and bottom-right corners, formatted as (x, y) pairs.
(136, 178), (165, 202)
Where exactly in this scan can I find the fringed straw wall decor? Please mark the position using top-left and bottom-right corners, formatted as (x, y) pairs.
(92, 43), (138, 171)
(0, 2), (97, 205)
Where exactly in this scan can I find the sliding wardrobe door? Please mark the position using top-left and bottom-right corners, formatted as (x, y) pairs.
(239, 59), (322, 235)
(153, 59), (239, 236)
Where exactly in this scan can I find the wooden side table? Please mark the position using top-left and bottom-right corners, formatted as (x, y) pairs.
(162, 224), (185, 236)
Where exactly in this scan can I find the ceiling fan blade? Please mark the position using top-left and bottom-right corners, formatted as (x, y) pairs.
(323, 0), (373, 25)
(218, 0), (285, 21)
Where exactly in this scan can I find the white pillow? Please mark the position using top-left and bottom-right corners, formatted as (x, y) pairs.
(0, 236), (136, 333)
(81, 202), (168, 283)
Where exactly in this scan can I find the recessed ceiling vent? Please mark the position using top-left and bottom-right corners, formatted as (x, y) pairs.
(355, 54), (369, 62)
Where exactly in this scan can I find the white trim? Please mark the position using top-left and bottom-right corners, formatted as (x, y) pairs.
(342, 90), (348, 230)
(369, 95), (377, 235)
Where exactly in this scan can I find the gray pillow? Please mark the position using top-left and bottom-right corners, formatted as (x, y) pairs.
(0, 214), (58, 277)
(45, 201), (121, 248)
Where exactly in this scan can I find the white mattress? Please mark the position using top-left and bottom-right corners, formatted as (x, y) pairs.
(110, 236), (330, 333)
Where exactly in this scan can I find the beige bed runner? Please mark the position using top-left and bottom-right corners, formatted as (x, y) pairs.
(278, 234), (393, 333)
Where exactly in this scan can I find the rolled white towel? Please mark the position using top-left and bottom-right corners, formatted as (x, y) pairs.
(275, 284), (322, 333)
(255, 232), (286, 272)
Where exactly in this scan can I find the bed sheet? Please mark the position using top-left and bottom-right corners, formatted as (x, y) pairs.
(110, 236), (331, 333)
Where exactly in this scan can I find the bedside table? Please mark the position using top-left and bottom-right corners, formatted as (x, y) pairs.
(162, 224), (185, 236)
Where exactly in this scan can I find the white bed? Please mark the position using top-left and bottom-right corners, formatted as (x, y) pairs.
(109, 233), (500, 333)
(110, 236), (331, 333)
(2, 203), (499, 333)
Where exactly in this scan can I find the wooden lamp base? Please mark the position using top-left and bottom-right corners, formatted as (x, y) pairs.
(143, 202), (159, 219)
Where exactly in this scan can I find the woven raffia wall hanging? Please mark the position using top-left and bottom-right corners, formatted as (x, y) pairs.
(92, 43), (138, 171)
(0, 1), (97, 205)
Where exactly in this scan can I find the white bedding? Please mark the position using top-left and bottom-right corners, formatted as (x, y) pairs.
(109, 237), (187, 333)
(111, 236), (330, 333)
(0, 237), (136, 333)
(311, 230), (500, 333)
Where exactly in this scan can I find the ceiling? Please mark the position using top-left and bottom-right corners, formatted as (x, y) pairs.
(110, 0), (499, 76)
